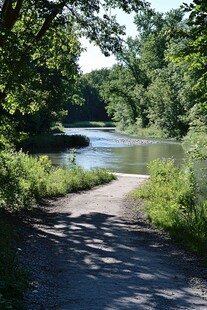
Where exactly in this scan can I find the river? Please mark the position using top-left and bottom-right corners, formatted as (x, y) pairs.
(40, 128), (185, 175)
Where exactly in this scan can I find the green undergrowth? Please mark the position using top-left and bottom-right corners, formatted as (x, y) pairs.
(0, 214), (27, 309)
(182, 123), (207, 160)
(18, 134), (89, 152)
(0, 148), (116, 211)
(131, 158), (207, 262)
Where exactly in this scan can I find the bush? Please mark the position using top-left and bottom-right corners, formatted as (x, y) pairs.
(0, 149), (116, 211)
(182, 121), (207, 160)
(18, 134), (90, 152)
(131, 159), (207, 259)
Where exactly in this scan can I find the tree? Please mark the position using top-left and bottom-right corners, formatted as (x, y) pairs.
(101, 7), (187, 136)
(100, 65), (146, 128)
(169, 0), (207, 125)
(146, 62), (194, 138)
(0, 11), (81, 138)
(0, 0), (148, 140)
(66, 69), (111, 122)
(0, 0), (148, 105)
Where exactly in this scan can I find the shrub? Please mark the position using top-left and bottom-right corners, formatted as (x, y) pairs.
(132, 158), (207, 259)
(18, 134), (90, 152)
(182, 121), (207, 160)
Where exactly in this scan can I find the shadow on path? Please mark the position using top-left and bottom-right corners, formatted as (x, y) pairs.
(23, 204), (207, 310)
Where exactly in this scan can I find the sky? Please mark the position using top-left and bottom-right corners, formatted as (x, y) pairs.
(79, 0), (192, 73)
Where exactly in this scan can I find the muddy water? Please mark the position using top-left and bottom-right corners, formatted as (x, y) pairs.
(39, 128), (185, 175)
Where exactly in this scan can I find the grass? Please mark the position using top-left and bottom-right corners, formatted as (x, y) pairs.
(131, 158), (207, 262)
(63, 121), (116, 128)
(18, 134), (89, 152)
(0, 148), (116, 211)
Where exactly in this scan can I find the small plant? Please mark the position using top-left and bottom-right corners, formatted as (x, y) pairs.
(68, 149), (77, 167)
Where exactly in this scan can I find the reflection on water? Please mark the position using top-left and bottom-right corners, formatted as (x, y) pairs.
(38, 128), (186, 175)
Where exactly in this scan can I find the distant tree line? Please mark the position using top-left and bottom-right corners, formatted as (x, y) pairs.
(64, 69), (111, 123)
(77, 1), (207, 140)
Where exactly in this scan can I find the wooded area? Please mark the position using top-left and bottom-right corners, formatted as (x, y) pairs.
(0, 1), (207, 308)
(0, 0), (206, 145)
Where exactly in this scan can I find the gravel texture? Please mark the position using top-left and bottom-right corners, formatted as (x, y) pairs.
(18, 174), (207, 310)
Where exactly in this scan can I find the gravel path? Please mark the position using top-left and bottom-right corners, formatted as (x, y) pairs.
(20, 174), (207, 309)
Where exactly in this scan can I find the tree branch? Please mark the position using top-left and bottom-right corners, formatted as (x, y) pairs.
(35, 14), (56, 42)
(0, 0), (24, 47)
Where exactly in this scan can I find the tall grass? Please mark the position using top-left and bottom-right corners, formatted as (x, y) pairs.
(0, 148), (116, 211)
(131, 159), (207, 260)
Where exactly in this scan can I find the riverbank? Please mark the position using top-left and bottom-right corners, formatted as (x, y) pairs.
(18, 174), (207, 309)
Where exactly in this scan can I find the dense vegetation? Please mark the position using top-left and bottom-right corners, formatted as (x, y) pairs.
(0, 0), (207, 307)
(80, 2), (207, 142)
(131, 157), (207, 260)
(0, 0), (146, 307)
(18, 134), (90, 152)
(65, 70), (111, 123)
(0, 148), (116, 211)
(78, 0), (207, 260)
(0, 0), (147, 141)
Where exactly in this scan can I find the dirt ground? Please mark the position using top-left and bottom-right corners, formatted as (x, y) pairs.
(19, 174), (207, 310)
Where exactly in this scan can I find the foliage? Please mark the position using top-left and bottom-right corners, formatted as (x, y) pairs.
(146, 62), (192, 138)
(18, 134), (90, 152)
(182, 120), (207, 160)
(96, 7), (192, 138)
(65, 69), (111, 123)
(50, 122), (65, 134)
(118, 123), (167, 139)
(0, 0), (149, 142)
(131, 158), (207, 259)
(0, 148), (116, 212)
(168, 0), (207, 125)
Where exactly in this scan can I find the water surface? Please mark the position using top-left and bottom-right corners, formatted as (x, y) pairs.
(41, 128), (185, 175)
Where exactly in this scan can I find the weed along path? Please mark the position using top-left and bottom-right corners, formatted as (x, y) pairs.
(22, 174), (207, 309)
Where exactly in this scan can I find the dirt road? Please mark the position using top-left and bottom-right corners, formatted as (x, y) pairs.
(22, 174), (207, 309)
